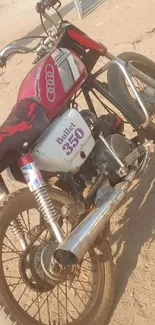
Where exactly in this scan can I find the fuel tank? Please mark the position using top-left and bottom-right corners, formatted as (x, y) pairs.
(17, 48), (87, 121)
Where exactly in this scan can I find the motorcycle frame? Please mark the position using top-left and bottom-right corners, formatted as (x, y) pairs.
(0, 7), (154, 254)
(78, 57), (150, 130)
(1, 8), (155, 199)
(92, 53), (150, 128)
(45, 11), (155, 131)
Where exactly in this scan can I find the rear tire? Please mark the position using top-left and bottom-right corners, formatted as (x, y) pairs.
(107, 52), (155, 140)
(0, 188), (115, 325)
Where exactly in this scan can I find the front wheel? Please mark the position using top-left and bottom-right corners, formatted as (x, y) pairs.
(0, 188), (115, 325)
(107, 52), (155, 140)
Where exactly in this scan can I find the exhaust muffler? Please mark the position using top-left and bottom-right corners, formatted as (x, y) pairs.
(54, 168), (137, 265)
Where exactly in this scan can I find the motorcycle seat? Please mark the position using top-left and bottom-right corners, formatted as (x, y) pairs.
(0, 98), (49, 173)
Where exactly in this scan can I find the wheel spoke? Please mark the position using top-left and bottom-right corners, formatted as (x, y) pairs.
(58, 285), (81, 315)
(65, 281), (68, 324)
(3, 237), (20, 255)
(17, 284), (28, 303)
(5, 275), (21, 279)
(72, 279), (96, 284)
(36, 290), (41, 322)
(66, 217), (69, 236)
(44, 229), (49, 241)
(77, 279), (93, 300)
(2, 256), (19, 263)
(68, 283), (87, 307)
(27, 210), (31, 232)
(57, 285), (60, 325)
(26, 292), (42, 312)
(2, 244), (19, 255)
(8, 281), (25, 288)
(51, 288), (74, 321)
(11, 277), (23, 294)
(45, 280), (52, 325)
(61, 283), (93, 294)
(33, 290), (53, 318)
(20, 213), (29, 232)
(80, 265), (93, 272)
(127, 72), (155, 110)
(82, 258), (96, 264)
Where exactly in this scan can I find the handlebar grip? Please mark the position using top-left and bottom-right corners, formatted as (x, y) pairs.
(47, 0), (60, 6)
(36, 2), (44, 13)
(36, 0), (60, 13)
(0, 57), (6, 68)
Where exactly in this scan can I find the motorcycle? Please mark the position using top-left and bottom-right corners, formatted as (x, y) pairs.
(0, 1), (154, 325)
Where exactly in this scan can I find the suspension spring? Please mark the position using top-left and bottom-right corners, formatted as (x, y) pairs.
(18, 154), (64, 244)
(33, 186), (64, 243)
(10, 219), (28, 250)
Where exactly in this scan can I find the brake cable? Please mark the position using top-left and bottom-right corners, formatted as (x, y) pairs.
(40, 13), (49, 35)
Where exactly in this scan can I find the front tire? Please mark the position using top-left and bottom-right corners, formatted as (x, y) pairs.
(0, 188), (115, 325)
(107, 52), (155, 140)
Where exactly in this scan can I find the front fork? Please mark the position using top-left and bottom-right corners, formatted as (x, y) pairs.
(11, 154), (64, 251)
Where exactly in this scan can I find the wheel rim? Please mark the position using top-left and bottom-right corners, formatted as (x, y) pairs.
(1, 204), (103, 325)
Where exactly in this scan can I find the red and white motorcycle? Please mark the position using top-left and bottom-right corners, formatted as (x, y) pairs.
(0, 1), (154, 325)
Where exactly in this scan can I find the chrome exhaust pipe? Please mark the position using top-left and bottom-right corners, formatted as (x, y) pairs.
(54, 168), (137, 265)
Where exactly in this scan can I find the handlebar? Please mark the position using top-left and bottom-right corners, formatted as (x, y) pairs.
(0, 0), (62, 68)
(0, 33), (57, 68)
(0, 44), (38, 68)
(0, 44), (35, 68)
(0, 44), (34, 58)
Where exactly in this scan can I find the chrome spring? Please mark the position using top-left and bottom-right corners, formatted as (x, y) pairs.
(33, 186), (64, 243)
(10, 218), (27, 250)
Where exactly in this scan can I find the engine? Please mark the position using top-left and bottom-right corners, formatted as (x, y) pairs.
(80, 109), (133, 182)
(32, 107), (133, 183)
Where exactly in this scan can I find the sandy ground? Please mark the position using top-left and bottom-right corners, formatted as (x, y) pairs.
(1, 0), (155, 324)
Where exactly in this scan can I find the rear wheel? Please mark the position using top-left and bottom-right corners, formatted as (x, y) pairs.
(107, 52), (155, 140)
(0, 188), (115, 325)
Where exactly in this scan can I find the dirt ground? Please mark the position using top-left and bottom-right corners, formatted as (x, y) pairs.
(1, 0), (155, 324)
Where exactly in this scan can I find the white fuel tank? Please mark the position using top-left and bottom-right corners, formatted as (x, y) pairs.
(31, 109), (95, 173)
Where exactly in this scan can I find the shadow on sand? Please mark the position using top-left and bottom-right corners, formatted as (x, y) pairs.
(15, 1), (74, 47)
(108, 153), (155, 321)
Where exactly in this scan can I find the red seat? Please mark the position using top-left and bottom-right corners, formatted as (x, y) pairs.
(0, 98), (49, 173)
